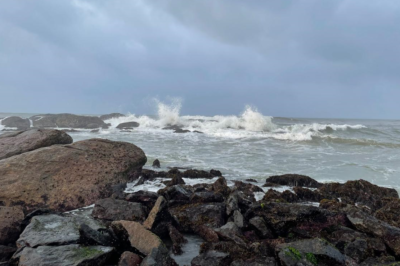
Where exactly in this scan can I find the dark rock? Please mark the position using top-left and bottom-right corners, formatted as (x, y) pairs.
(210, 170), (222, 177)
(193, 130), (203, 134)
(174, 129), (191, 133)
(244, 179), (258, 183)
(0, 246), (16, 263)
(266, 174), (322, 188)
(232, 181), (263, 202)
(375, 198), (400, 228)
(0, 129), (72, 160)
(182, 169), (214, 179)
(169, 203), (226, 232)
(191, 250), (232, 266)
(79, 224), (118, 247)
(12, 244), (114, 266)
(116, 122), (140, 129)
(344, 238), (368, 263)
(194, 225), (219, 242)
(140, 246), (177, 266)
(1, 116), (30, 130)
(276, 238), (348, 266)
(262, 189), (287, 203)
(249, 217), (274, 239)
(0, 138), (146, 212)
(159, 185), (192, 204)
(165, 175), (185, 186)
(168, 224), (187, 255)
(212, 177), (231, 197)
(233, 210), (245, 228)
(61, 129), (79, 133)
(92, 198), (147, 222)
(359, 256), (397, 266)
(319, 179), (399, 211)
(100, 113), (125, 120)
(216, 222), (242, 237)
(152, 159), (161, 168)
(91, 129), (99, 133)
(17, 214), (104, 248)
(125, 191), (158, 210)
(293, 186), (324, 202)
(231, 257), (277, 266)
(118, 251), (142, 266)
(319, 199), (348, 212)
(280, 190), (298, 203)
(0, 206), (24, 245)
(190, 192), (224, 203)
(30, 113), (108, 129)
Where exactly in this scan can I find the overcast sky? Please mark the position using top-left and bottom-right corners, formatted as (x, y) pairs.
(0, 0), (399, 118)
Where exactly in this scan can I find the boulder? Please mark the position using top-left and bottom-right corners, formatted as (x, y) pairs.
(143, 196), (169, 230)
(212, 177), (231, 197)
(125, 191), (158, 210)
(319, 179), (399, 211)
(140, 246), (177, 266)
(92, 198), (147, 222)
(249, 217), (273, 239)
(0, 129), (72, 160)
(13, 244), (114, 266)
(152, 159), (161, 168)
(158, 185), (192, 205)
(276, 238), (347, 266)
(168, 224), (187, 255)
(0, 138), (146, 212)
(111, 221), (164, 256)
(190, 192), (224, 203)
(375, 198), (400, 227)
(0, 206), (24, 245)
(100, 113), (125, 121)
(266, 174), (322, 188)
(0, 246), (16, 263)
(181, 169), (214, 179)
(191, 251), (232, 266)
(174, 129), (191, 133)
(193, 225), (219, 243)
(293, 186), (323, 202)
(1, 116), (30, 130)
(230, 257), (277, 266)
(233, 210), (245, 228)
(344, 238), (368, 263)
(30, 114), (108, 129)
(169, 203), (226, 232)
(79, 224), (117, 247)
(16, 214), (104, 248)
(116, 122), (140, 130)
(118, 251), (142, 266)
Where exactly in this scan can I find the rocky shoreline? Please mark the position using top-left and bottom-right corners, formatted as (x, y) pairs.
(1, 129), (400, 265)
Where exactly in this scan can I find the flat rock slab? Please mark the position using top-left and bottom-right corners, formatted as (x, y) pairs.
(0, 206), (24, 245)
(92, 198), (147, 222)
(14, 244), (114, 266)
(17, 214), (104, 248)
(0, 138), (146, 212)
(0, 129), (72, 160)
(111, 221), (164, 256)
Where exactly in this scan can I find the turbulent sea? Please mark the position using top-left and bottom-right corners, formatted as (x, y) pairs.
(1, 102), (400, 193)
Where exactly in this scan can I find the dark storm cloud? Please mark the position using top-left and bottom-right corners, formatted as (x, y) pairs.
(0, 0), (399, 118)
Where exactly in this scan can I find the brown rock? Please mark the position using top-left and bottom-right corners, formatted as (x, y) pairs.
(118, 251), (142, 266)
(0, 206), (24, 245)
(111, 221), (164, 256)
(143, 196), (168, 230)
(212, 177), (231, 197)
(0, 138), (146, 212)
(0, 129), (72, 160)
(375, 198), (400, 228)
(266, 174), (322, 188)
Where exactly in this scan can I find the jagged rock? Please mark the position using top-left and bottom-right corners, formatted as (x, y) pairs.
(249, 217), (273, 239)
(0, 139), (146, 212)
(158, 185), (192, 205)
(152, 159), (161, 168)
(344, 238), (368, 263)
(116, 122), (140, 129)
(111, 221), (164, 256)
(169, 203), (226, 232)
(232, 181), (263, 201)
(92, 198), (147, 222)
(276, 238), (348, 266)
(281, 190), (298, 203)
(165, 175), (185, 186)
(16, 214), (104, 248)
(0, 206), (24, 245)
(125, 191), (159, 210)
(262, 189), (287, 203)
(359, 256), (397, 266)
(174, 129), (190, 133)
(375, 198), (400, 227)
(216, 222), (242, 237)
(190, 192), (224, 203)
(168, 224), (187, 255)
(293, 187), (324, 202)
(79, 224), (117, 247)
(212, 177), (231, 197)
(30, 113), (108, 129)
(231, 257), (277, 266)
(191, 250), (232, 266)
(100, 113), (125, 120)
(210, 169), (222, 177)
(319, 179), (399, 211)
(266, 174), (322, 188)
(0, 246), (16, 263)
(140, 246), (177, 266)
(118, 251), (142, 266)
(319, 199), (348, 212)
(233, 210), (245, 228)
(0, 129), (72, 160)
(143, 196), (169, 230)
(194, 225), (219, 243)
(181, 169), (214, 179)
(1, 116), (30, 130)
(13, 244), (114, 266)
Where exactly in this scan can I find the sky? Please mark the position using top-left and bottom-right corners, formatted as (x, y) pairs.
(0, 0), (400, 119)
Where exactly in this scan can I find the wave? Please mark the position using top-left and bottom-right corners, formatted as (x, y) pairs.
(315, 136), (400, 148)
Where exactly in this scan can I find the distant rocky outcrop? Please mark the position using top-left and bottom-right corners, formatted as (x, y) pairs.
(0, 138), (146, 212)
(0, 129), (72, 160)
(116, 122), (140, 130)
(99, 113), (125, 121)
(1, 116), (30, 130)
(30, 114), (108, 129)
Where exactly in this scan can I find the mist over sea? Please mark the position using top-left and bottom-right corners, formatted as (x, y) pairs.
(1, 100), (400, 192)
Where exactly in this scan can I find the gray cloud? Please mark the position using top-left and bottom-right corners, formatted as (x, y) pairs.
(0, 0), (399, 118)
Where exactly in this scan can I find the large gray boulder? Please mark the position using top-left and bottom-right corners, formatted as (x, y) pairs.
(1, 116), (30, 130)
(0, 129), (72, 160)
(30, 114), (108, 129)
(13, 244), (114, 266)
(0, 138), (146, 212)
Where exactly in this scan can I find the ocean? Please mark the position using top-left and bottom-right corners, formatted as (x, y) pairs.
(1, 102), (400, 193)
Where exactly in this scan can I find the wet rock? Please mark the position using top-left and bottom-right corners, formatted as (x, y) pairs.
(13, 244), (114, 266)
(118, 251), (142, 266)
(232, 181), (263, 201)
(0, 246), (16, 263)
(0, 206), (24, 245)
(359, 256), (397, 266)
(266, 174), (322, 188)
(174, 129), (191, 133)
(280, 190), (298, 203)
(210, 169), (222, 177)
(17, 214), (104, 248)
(182, 169), (214, 179)
(344, 238), (368, 263)
(233, 210), (245, 228)
(91, 129), (99, 133)
(100, 113), (125, 120)
(143, 196), (169, 230)
(212, 177), (231, 197)
(140, 246), (177, 266)
(190, 192), (224, 203)
(244, 179), (258, 183)
(319, 179), (399, 211)
(293, 187), (324, 202)
(262, 189), (287, 203)
(165, 175), (185, 186)
(92, 198), (147, 222)
(125, 191), (158, 210)
(0, 129), (72, 160)
(111, 221), (164, 256)
(191, 250), (232, 266)
(216, 222), (242, 237)
(231, 257), (277, 266)
(30, 113), (108, 129)
(116, 122), (140, 130)
(168, 224), (187, 255)
(79, 224), (117, 247)
(159, 185), (192, 205)
(0, 116), (30, 130)
(152, 159), (161, 168)
(162, 125), (182, 131)
(169, 203), (226, 232)
(276, 238), (347, 266)
(249, 217), (274, 239)
(0, 138), (146, 212)
(319, 199), (348, 212)
(194, 225), (219, 242)
(375, 198), (400, 228)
